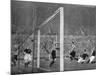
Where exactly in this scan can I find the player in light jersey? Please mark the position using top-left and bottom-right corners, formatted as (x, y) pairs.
(24, 48), (32, 68)
(88, 49), (96, 63)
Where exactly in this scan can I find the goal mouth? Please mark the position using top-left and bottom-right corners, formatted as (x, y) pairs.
(35, 7), (64, 72)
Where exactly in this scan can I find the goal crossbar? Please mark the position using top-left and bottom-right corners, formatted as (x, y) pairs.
(38, 7), (61, 29)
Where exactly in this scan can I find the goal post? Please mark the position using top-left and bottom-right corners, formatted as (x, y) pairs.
(37, 30), (40, 68)
(37, 7), (64, 71)
(59, 7), (64, 72)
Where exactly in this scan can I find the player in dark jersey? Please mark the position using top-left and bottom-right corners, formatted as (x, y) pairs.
(77, 49), (88, 63)
(81, 49), (89, 60)
(12, 54), (18, 66)
(49, 49), (56, 67)
(92, 50), (96, 56)
(69, 41), (76, 60)
(69, 50), (76, 60)
(11, 49), (18, 66)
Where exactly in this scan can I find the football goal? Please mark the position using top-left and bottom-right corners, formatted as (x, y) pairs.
(36, 7), (64, 72)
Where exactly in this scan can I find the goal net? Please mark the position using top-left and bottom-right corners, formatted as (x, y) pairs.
(35, 7), (64, 72)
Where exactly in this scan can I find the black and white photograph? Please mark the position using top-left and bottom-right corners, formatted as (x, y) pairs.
(11, 0), (96, 74)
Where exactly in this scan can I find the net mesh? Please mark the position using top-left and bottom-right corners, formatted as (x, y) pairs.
(35, 11), (60, 71)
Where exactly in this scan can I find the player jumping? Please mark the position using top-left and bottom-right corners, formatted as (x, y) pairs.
(49, 47), (57, 67)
